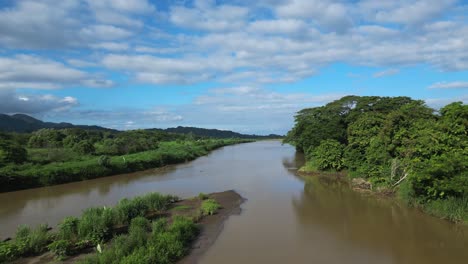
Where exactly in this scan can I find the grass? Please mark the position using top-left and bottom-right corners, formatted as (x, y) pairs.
(0, 224), (51, 262)
(201, 199), (221, 216)
(0, 139), (252, 192)
(423, 196), (468, 223)
(171, 205), (192, 211)
(76, 215), (199, 264)
(0, 191), (218, 263)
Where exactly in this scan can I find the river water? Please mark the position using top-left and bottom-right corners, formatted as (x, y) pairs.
(0, 141), (467, 263)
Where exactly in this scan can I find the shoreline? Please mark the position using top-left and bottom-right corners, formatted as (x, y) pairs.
(297, 165), (467, 225)
(9, 190), (245, 264)
(0, 140), (253, 193)
(178, 190), (245, 264)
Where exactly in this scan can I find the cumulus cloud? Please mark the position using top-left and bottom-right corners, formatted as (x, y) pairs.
(170, 0), (249, 32)
(0, 0), (143, 49)
(0, 89), (78, 114)
(275, 0), (353, 33)
(428, 81), (468, 89)
(0, 55), (113, 89)
(178, 86), (345, 133)
(45, 107), (183, 130)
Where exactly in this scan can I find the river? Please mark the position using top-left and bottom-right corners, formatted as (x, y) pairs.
(0, 141), (467, 263)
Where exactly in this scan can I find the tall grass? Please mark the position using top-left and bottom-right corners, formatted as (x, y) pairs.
(423, 196), (468, 223)
(1, 192), (202, 263)
(78, 216), (198, 264)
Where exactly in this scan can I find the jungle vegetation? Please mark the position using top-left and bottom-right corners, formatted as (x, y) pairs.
(285, 96), (468, 222)
(0, 128), (252, 192)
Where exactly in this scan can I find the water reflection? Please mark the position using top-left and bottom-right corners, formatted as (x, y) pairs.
(292, 176), (468, 264)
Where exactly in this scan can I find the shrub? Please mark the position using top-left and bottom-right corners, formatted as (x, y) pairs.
(13, 224), (50, 256)
(151, 218), (168, 235)
(77, 207), (114, 244)
(48, 239), (74, 260)
(168, 217), (199, 245)
(57, 217), (80, 241)
(129, 217), (150, 234)
(97, 155), (111, 167)
(198, 193), (209, 200)
(201, 199), (221, 216)
(0, 242), (19, 263)
(148, 232), (185, 264)
(312, 139), (345, 171)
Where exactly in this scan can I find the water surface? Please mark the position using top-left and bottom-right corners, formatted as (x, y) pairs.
(0, 141), (467, 263)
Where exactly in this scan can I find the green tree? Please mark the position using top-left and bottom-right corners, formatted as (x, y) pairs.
(311, 139), (345, 171)
(0, 140), (27, 164)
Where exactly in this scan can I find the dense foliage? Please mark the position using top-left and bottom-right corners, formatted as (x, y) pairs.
(285, 96), (468, 222)
(0, 128), (252, 192)
(0, 192), (206, 263)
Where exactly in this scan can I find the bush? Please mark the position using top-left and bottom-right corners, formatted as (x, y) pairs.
(0, 241), (19, 263)
(311, 139), (345, 171)
(198, 193), (209, 200)
(77, 207), (114, 244)
(48, 239), (73, 260)
(13, 224), (50, 256)
(73, 140), (95, 155)
(57, 217), (80, 241)
(201, 199), (221, 216)
(97, 155), (111, 167)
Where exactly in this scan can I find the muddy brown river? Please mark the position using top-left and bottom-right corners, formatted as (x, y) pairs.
(1, 141), (467, 263)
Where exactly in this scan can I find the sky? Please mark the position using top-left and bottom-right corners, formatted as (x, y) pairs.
(0, 0), (467, 135)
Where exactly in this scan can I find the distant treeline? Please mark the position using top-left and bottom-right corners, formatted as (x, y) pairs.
(0, 114), (282, 139)
(0, 128), (252, 192)
(153, 126), (282, 139)
(285, 96), (467, 222)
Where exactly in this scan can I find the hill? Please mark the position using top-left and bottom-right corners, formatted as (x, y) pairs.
(0, 114), (282, 138)
(0, 114), (116, 133)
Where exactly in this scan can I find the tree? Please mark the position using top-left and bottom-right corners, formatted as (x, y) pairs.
(72, 140), (95, 155)
(0, 140), (27, 164)
(311, 139), (345, 171)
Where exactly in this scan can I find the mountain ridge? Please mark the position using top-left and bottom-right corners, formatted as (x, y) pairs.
(0, 114), (282, 138)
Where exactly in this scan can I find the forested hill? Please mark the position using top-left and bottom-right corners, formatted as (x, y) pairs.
(156, 126), (282, 139)
(0, 114), (116, 133)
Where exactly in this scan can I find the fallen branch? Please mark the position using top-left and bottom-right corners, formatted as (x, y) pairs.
(392, 173), (408, 187)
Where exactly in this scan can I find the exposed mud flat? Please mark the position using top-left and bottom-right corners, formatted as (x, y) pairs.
(178, 190), (244, 264)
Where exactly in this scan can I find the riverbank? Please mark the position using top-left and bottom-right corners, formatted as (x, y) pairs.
(0, 139), (252, 193)
(3, 190), (243, 264)
(297, 162), (468, 224)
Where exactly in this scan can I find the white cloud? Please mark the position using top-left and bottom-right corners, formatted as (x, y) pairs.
(80, 25), (133, 41)
(248, 19), (308, 35)
(90, 42), (129, 51)
(0, 55), (112, 89)
(0, 89), (78, 114)
(372, 0), (456, 25)
(0, 0), (81, 48)
(170, 1), (249, 32)
(275, 0), (353, 33)
(373, 68), (400, 78)
(428, 81), (468, 89)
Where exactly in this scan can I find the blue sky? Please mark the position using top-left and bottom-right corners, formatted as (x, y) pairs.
(0, 0), (467, 134)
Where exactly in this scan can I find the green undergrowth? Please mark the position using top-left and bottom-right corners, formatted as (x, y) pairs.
(0, 139), (252, 192)
(0, 191), (220, 263)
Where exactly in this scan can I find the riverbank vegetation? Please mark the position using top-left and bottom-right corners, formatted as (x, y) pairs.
(0, 192), (223, 263)
(285, 96), (467, 223)
(0, 128), (252, 192)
